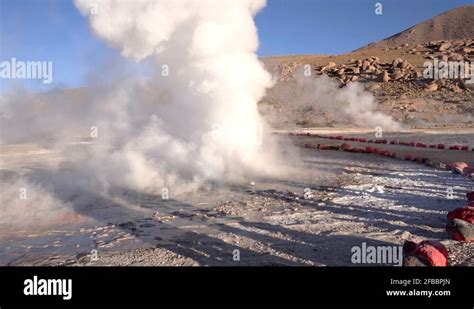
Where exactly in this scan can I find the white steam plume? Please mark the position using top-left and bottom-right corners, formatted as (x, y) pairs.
(0, 0), (285, 230)
(71, 0), (282, 188)
(262, 66), (401, 130)
(296, 75), (401, 130)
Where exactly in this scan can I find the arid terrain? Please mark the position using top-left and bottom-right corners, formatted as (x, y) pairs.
(0, 5), (473, 266)
(259, 5), (474, 129)
(0, 133), (472, 266)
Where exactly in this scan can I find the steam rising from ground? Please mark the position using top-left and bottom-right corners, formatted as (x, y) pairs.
(263, 67), (400, 130)
(0, 0), (286, 229)
(71, 0), (282, 186)
(0, 0), (399, 231)
(295, 75), (401, 130)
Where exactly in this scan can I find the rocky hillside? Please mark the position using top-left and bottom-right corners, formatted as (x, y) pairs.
(259, 5), (474, 129)
(359, 4), (474, 50)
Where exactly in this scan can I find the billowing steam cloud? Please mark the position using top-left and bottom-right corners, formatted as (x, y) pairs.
(263, 67), (401, 130)
(296, 75), (401, 130)
(70, 0), (281, 187)
(0, 0), (285, 229)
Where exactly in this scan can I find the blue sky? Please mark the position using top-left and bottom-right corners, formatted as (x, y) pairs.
(0, 0), (472, 91)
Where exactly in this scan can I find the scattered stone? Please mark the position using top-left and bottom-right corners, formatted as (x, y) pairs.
(447, 219), (474, 242)
(362, 60), (370, 70)
(425, 82), (438, 91)
(392, 69), (404, 80)
(322, 62), (336, 71)
(438, 54), (449, 62)
(368, 83), (381, 91)
(438, 42), (452, 51)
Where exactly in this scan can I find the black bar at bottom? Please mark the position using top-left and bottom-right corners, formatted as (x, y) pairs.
(0, 267), (471, 306)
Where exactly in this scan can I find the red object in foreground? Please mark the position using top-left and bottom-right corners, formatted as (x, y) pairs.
(447, 206), (474, 224)
(450, 162), (469, 174)
(318, 144), (332, 150)
(403, 240), (448, 266)
(437, 144), (445, 149)
(341, 143), (352, 151)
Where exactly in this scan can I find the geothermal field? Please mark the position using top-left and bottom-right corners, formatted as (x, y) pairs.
(0, 2), (473, 267)
(1, 128), (473, 266)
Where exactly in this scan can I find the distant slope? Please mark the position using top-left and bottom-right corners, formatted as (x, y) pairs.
(359, 4), (474, 50)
